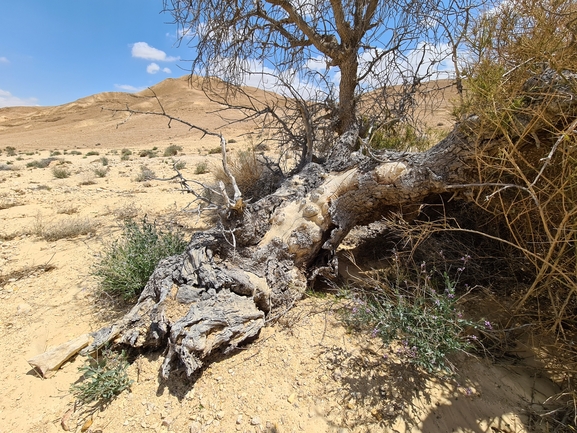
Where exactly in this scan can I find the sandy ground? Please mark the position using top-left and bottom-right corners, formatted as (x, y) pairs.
(0, 77), (561, 433)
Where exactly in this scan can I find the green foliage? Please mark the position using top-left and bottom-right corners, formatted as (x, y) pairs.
(69, 150), (83, 156)
(5, 146), (17, 157)
(99, 156), (109, 166)
(342, 262), (480, 373)
(71, 348), (132, 404)
(208, 146), (222, 155)
(92, 219), (188, 300)
(163, 144), (183, 157)
(369, 122), (429, 151)
(50, 150), (62, 156)
(86, 151), (100, 156)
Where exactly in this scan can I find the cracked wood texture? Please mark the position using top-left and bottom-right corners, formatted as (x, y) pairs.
(85, 69), (577, 379)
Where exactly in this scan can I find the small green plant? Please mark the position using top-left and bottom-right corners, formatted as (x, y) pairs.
(71, 348), (133, 405)
(342, 259), (480, 373)
(92, 219), (188, 300)
(135, 165), (155, 182)
(70, 150), (82, 156)
(99, 156), (109, 166)
(50, 150), (62, 156)
(195, 161), (209, 175)
(86, 151), (100, 156)
(52, 166), (71, 179)
(120, 148), (132, 161)
(5, 146), (17, 157)
(208, 146), (222, 155)
(163, 144), (183, 157)
(369, 122), (429, 151)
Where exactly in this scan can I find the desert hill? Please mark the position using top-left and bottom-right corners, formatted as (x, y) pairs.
(0, 75), (263, 152)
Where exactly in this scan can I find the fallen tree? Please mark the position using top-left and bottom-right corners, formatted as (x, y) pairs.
(83, 67), (577, 379)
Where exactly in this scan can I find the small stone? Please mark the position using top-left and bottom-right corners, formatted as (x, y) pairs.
(236, 415), (243, 424)
(216, 411), (224, 420)
(251, 416), (261, 425)
(162, 417), (174, 428)
(16, 303), (32, 315)
(189, 421), (202, 433)
(287, 393), (297, 404)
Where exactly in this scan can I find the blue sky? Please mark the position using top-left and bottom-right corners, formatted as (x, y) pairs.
(0, 0), (188, 107)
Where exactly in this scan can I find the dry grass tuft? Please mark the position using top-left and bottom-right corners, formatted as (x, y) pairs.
(34, 214), (98, 241)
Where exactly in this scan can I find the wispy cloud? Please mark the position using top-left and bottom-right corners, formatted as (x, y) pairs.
(162, 67), (171, 73)
(114, 84), (145, 92)
(0, 89), (38, 107)
(132, 42), (178, 62)
(0, 57), (9, 64)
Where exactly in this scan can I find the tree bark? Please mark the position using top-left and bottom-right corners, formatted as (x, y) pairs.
(84, 69), (577, 380)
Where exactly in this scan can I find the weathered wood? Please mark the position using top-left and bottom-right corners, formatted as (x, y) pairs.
(84, 68), (577, 380)
(28, 334), (91, 378)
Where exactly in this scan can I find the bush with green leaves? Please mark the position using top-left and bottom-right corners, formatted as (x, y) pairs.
(342, 260), (481, 373)
(71, 348), (132, 404)
(92, 219), (188, 300)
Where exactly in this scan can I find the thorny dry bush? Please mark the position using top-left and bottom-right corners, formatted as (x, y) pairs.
(451, 0), (577, 428)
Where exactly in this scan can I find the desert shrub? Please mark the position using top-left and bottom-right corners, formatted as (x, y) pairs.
(369, 122), (429, 151)
(208, 146), (221, 155)
(93, 167), (108, 178)
(92, 219), (187, 300)
(27, 158), (55, 169)
(99, 156), (109, 166)
(111, 202), (140, 221)
(51, 166), (70, 179)
(56, 204), (79, 215)
(228, 139), (237, 144)
(79, 178), (97, 186)
(174, 160), (186, 170)
(37, 217), (98, 241)
(342, 261), (480, 373)
(212, 149), (281, 201)
(120, 148), (132, 161)
(139, 149), (158, 158)
(71, 348), (132, 405)
(134, 165), (155, 182)
(69, 150), (82, 156)
(86, 151), (100, 156)
(0, 164), (15, 171)
(195, 161), (209, 175)
(50, 150), (61, 156)
(5, 146), (17, 156)
(163, 144), (182, 156)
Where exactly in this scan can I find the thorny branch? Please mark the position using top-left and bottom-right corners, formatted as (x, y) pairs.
(103, 88), (243, 212)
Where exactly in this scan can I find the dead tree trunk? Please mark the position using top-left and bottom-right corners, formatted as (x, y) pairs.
(85, 69), (577, 379)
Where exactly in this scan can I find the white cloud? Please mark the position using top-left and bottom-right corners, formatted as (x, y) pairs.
(114, 84), (145, 92)
(162, 67), (171, 73)
(132, 42), (178, 62)
(0, 57), (9, 64)
(0, 89), (38, 107)
(147, 62), (160, 74)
